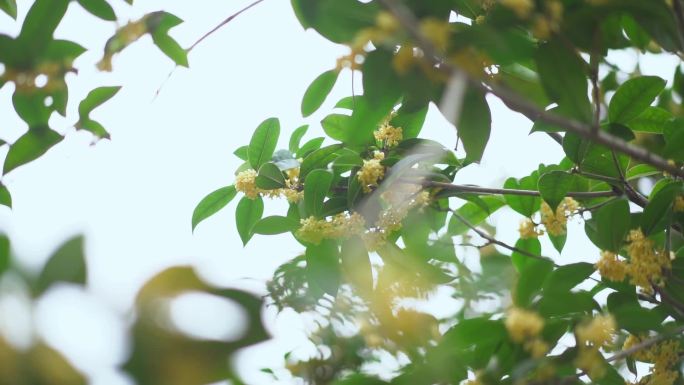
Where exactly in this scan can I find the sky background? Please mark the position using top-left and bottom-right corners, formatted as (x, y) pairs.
(0, 1), (678, 384)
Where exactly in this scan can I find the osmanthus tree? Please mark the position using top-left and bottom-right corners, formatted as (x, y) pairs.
(190, 0), (684, 384)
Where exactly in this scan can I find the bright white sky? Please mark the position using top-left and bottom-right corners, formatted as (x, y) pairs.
(0, 1), (679, 384)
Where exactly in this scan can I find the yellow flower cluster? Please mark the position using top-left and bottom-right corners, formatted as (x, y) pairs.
(296, 212), (366, 244)
(374, 123), (403, 147)
(576, 314), (616, 347)
(540, 197), (579, 236)
(597, 230), (672, 293)
(235, 168), (303, 203)
(626, 229), (671, 293)
(519, 218), (543, 239)
(674, 196), (684, 213)
(500, 0), (535, 19)
(419, 18), (452, 52)
(624, 336), (681, 385)
(574, 347), (606, 379)
(358, 151), (386, 193)
(505, 307), (549, 358)
(596, 250), (627, 282)
(531, 0), (563, 40)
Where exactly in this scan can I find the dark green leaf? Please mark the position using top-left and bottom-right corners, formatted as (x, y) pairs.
(296, 137), (325, 158)
(626, 106), (671, 133)
(538, 171), (574, 210)
(302, 70), (338, 117)
(515, 258), (554, 306)
(252, 216), (299, 235)
(503, 174), (540, 217)
(363, 49), (401, 107)
(543, 262), (595, 293)
(321, 113), (351, 142)
(289, 124), (309, 153)
(538, 290), (597, 317)
(0, 234), (9, 275)
(511, 237), (542, 271)
(248, 118), (280, 170)
(300, 144), (342, 179)
(535, 39), (591, 122)
(236, 196), (263, 245)
(255, 163), (285, 190)
(37, 236), (86, 294)
(306, 240), (340, 296)
(0, 0), (17, 19)
(608, 76), (666, 124)
(4, 128), (63, 174)
(457, 87), (491, 162)
(77, 0), (116, 21)
(0, 184), (10, 209)
(641, 181), (682, 235)
(149, 12), (187, 66)
(191, 186), (237, 232)
(594, 199), (630, 251)
(304, 169), (333, 217)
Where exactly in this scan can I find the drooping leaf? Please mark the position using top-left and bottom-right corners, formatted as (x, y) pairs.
(304, 169), (333, 217)
(538, 170), (574, 210)
(252, 215), (299, 235)
(235, 196), (264, 245)
(302, 70), (338, 117)
(37, 236), (86, 294)
(457, 86), (491, 163)
(608, 76), (666, 124)
(248, 118), (280, 170)
(149, 12), (188, 67)
(255, 162), (285, 190)
(191, 186), (237, 232)
(4, 128), (63, 174)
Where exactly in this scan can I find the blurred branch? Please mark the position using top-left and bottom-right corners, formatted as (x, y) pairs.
(187, 0), (266, 53)
(425, 181), (616, 198)
(378, 0), (684, 178)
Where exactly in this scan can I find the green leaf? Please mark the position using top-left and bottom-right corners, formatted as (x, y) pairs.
(4, 128), (63, 174)
(248, 118), (280, 170)
(626, 164), (660, 180)
(0, 234), (9, 276)
(538, 170), (574, 210)
(302, 70), (338, 117)
(37, 236), (86, 294)
(290, 0), (378, 44)
(594, 199), (630, 251)
(233, 145), (249, 161)
(77, 0), (116, 21)
(0, 0), (17, 19)
(503, 173), (540, 217)
(457, 86), (491, 163)
(626, 106), (671, 133)
(538, 291), (597, 317)
(149, 12), (187, 67)
(17, 0), (70, 54)
(321, 113), (351, 142)
(363, 49), (401, 107)
(289, 124), (309, 153)
(515, 258), (554, 307)
(76, 86), (122, 139)
(535, 39), (591, 123)
(390, 103), (428, 139)
(304, 169), (333, 217)
(252, 216), (299, 235)
(641, 181), (682, 235)
(447, 196), (505, 236)
(300, 144), (342, 179)
(191, 186), (237, 232)
(0, 184), (11, 209)
(341, 236), (372, 294)
(511, 238), (542, 271)
(235, 196), (263, 245)
(549, 232), (567, 253)
(663, 118), (684, 161)
(255, 163), (285, 190)
(296, 137), (325, 158)
(608, 76), (666, 124)
(543, 262), (595, 293)
(306, 240), (340, 296)
(441, 318), (505, 369)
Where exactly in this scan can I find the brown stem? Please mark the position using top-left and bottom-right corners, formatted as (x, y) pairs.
(377, 0), (684, 178)
(425, 181), (616, 198)
(187, 0), (266, 53)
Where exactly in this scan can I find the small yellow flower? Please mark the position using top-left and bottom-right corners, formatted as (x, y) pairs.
(540, 197), (578, 236)
(376, 11), (400, 33)
(576, 314), (616, 348)
(374, 123), (403, 147)
(532, 16), (551, 40)
(358, 152), (385, 193)
(505, 307), (544, 343)
(519, 218), (542, 239)
(524, 338), (550, 358)
(625, 229), (671, 293)
(235, 169), (259, 199)
(419, 18), (451, 52)
(475, 15), (486, 25)
(500, 0), (535, 19)
(674, 196), (684, 213)
(596, 250), (627, 282)
(574, 347), (606, 379)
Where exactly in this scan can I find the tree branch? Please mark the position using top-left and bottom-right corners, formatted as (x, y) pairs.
(378, 0), (684, 179)
(187, 0), (266, 53)
(426, 181), (616, 198)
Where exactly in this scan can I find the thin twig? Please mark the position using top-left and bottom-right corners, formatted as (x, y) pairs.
(187, 0), (266, 53)
(426, 181), (616, 198)
(606, 325), (684, 363)
(377, 0), (684, 179)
